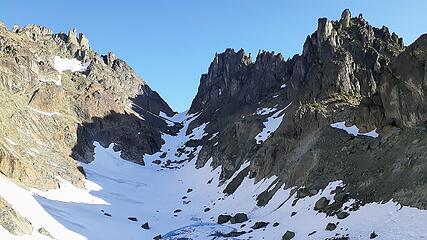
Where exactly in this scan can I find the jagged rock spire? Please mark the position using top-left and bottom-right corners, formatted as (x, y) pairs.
(67, 28), (78, 45)
(340, 9), (351, 28)
(78, 33), (89, 49)
(316, 18), (337, 47)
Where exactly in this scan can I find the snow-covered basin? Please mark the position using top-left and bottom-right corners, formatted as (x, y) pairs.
(3, 111), (426, 240)
(28, 141), (427, 240)
(32, 142), (247, 240)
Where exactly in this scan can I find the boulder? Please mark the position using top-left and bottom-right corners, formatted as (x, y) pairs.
(314, 197), (330, 211)
(38, 227), (54, 238)
(217, 214), (232, 224)
(282, 230), (295, 240)
(230, 213), (248, 224)
(141, 222), (150, 230)
(337, 211), (350, 219)
(326, 222), (337, 231)
(370, 231), (378, 239)
(251, 221), (269, 229)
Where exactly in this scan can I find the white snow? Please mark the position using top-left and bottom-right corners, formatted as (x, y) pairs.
(330, 121), (379, 138)
(281, 83), (287, 89)
(54, 56), (90, 74)
(188, 122), (209, 140)
(31, 177), (107, 205)
(28, 106), (61, 117)
(208, 132), (219, 141)
(0, 175), (87, 240)
(255, 102), (292, 144)
(255, 107), (277, 116)
(159, 111), (176, 127)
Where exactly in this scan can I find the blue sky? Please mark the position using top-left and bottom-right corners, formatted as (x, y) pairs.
(1, 1), (426, 112)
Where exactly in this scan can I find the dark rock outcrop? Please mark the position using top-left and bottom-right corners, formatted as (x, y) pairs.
(230, 213), (248, 224)
(217, 214), (232, 224)
(180, 9), (427, 211)
(380, 34), (427, 127)
(282, 230), (295, 240)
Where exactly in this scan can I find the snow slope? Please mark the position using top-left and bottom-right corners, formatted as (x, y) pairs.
(1, 112), (427, 240)
(255, 103), (292, 144)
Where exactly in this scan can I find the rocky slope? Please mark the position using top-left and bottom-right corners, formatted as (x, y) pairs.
(0, 19), (175, 237)
(186, 9), (427, 210)
(1, 9), (427, 240)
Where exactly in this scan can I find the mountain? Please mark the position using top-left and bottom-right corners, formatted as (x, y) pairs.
(1, 9), (427, 240)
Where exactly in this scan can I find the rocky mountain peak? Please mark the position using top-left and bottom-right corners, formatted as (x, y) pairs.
(0, 21), (175, 190)
(67, 28), (79, 45)
(189, 48), (288, 114)
(340, 8), (351, 28)
(213, 48), (252, 66)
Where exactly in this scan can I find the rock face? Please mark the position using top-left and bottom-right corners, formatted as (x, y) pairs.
(0, 23), (174, 189)
(380, 34), (427, 127)
(0, 197), (32, 235)
(180, 9), (427, 211)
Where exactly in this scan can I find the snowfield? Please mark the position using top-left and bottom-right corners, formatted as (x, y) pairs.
(0, 112), (426, 239)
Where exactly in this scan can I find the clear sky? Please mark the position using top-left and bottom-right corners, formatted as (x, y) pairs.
(1, 1), (426, 112)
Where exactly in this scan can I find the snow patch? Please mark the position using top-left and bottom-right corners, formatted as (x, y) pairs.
(330, 121), (379, 138)
(189, 122), (208, 140)
(255, 102), (292, 144)
(255, 107), (277, 116)
(208, 132), (219, 141)
(28, 106), (61, 117)
(54, 56), (90, 74)
(159, 111), (177, 127)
